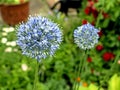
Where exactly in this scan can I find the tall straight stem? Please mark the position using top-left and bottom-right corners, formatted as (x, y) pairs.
(33, 60), (39, 90)
(73, 50), (88, 90)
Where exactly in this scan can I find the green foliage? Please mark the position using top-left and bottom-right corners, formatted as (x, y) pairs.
(0, 0), (29, 5)
(79, 84), (103, 90)
(0, 0), (120, 89)
(108, 74), (120, 90)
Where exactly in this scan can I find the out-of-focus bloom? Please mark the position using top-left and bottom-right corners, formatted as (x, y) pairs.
(96, 44), (103, 51)
(6, 41), (16, 47)
(84, 7), (91, 15)
(94, 0), (98, 3)
(118, 35), (120, 41)
(16, 15), (62, 61)
(97, 30), (103, 37)
(102, 52), (115, 61)
(76, 77), (81, 82)
(21, 63), (28, 71)
(91, 7), (99, 18)
(82, 82), (88, 87)
(74, 23), (99, 50)
(87, 1), (94, 7)
(2, 32), (7, 36)
(6, 42), (11, 46)
(10, 41), (17, 47)
(13, 48), (18, 52)
(82, 20), (88, 25)
(118, 60), (120, 64)
(102, 12), (109, 19)
(1, 38), (7, 44)
(91, 20), (95, 26)
(87, 56), (92, 62)
(5, 47), (12, 52)
(2, 27), (14, 33)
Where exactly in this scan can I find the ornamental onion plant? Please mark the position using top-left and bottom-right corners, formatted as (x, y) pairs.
(16, 15), (62, 90)
(73, 23), (99, 90)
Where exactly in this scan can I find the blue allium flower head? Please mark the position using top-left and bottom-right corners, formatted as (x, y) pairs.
(74, 23), (99, 50)
(16, 15), (62, 61)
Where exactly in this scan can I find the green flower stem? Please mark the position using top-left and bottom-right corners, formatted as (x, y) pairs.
(96, 0), (105, 27)
(77, 50), (88, 90)
(72, 65), (78, 90)
(33, 60), (40, 90)
(73, 50), (88, 90)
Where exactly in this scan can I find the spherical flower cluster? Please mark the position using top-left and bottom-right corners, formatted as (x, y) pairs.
(74, 23), (99, 50)
(16, 15), (62, 61)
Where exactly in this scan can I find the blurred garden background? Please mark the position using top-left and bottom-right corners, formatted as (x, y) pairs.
(0, 0), (120, 90)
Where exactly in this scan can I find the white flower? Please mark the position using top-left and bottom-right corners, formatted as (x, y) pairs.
(1, 38), (7, 44)
(2, 27), (14, 33)
(5, 47), (12, 52)
(13, 48), (18, 52)
(3, 27), (10, 33)
(21, 64), (28, 71)
(9, 27), (15, 32)
(2, 32), (7, 36)
(6, 42), (11, 46)
(118, 60), (120, 64)
(6, 41), (16, 47)
(10, 41), (16, 47)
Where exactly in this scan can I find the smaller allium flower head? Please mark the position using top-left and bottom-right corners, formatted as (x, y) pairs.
(74, 23), (99, 50)
(16, 15), (62, 61)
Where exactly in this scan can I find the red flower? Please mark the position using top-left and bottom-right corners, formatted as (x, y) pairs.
(102, 12), (109, 18)
(96, 45), (103, 51)
(102, 52), (115, 61)
(98, 30), (103, 37)
(82, 20), (88, 25)
(118, 35), (120, 41)
(91, 7), (99, 18)
(87, 57), (92, 62)
(87, 1), (94, 7)
(84, 7), (91, 15)
(94, 0), (98, 3)
(91, 20), (95, 26)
